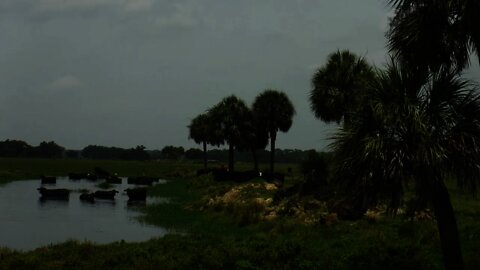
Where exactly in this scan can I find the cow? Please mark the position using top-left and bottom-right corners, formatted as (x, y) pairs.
(79, 193), (95, 203)
(93, 190), (119, 199)
(37, 187), (70, 199)
(124, 188), (147, 201)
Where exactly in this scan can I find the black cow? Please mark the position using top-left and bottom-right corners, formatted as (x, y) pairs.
(79, 193), (95, 203)
(93, 190), (119, 199)
(125, 188), (147, 201)
(37, 187), (69, 199)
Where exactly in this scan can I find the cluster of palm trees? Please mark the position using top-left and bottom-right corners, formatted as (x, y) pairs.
(189, 90), (295, 177)
(309, 1), (480, 269)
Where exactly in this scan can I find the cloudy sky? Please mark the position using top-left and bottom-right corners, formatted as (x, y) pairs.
(0, 0), (478, 151)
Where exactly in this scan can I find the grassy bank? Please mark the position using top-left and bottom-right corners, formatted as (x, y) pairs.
(0, 158), (479, 269)
(0, 158), (201, 184)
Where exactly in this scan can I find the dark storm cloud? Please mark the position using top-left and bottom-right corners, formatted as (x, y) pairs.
(0, 0), (392, 150)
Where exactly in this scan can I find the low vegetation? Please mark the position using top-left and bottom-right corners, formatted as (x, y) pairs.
(0, 159), (478, 269)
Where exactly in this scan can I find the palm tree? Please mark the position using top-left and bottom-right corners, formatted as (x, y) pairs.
(387, 0), (480, 73)
(309, 50), (375, 124)
(188, 113), (221, 170)
(252, 90), (295, 174)
(332, 59), (480, 270)
(235, 115), (269, 172)
(209, 95), (252, 174)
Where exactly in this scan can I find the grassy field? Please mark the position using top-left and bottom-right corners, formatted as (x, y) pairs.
(0, 158), (479, 269)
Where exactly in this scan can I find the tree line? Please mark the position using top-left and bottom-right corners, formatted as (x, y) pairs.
(0, 139), (321, 163)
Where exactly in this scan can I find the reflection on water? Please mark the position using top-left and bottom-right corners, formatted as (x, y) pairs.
(0, 177), (168, 250)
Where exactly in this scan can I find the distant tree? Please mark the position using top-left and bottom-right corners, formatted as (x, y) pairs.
(332, 59), (480, 270)
(185, 148), (203, 160)
(209, 95), (252, 174)
(387, 0), (480, 74)
(121, 145), (150, 160)
(147, 150), (163, 160)
(0, 140), (33, 157)
(34, 141), (65, 158)
(252, 90), (295, 174)
(161, 146), (185, 160)
(65, 150), (80, 159)
(188, 113), (222, 169)
(310, 50), (375, 125)
(81, 145), (124, 160)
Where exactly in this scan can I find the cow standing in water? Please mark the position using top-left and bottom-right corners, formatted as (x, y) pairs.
(37, 187), (70, 199)
(93, 190), (119, 200)
(80, 193), (95, 203)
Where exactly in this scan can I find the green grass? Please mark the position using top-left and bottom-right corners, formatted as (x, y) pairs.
(0, 158), (479, 269)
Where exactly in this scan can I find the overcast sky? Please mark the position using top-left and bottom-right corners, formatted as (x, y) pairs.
(0, 0), (478, 151)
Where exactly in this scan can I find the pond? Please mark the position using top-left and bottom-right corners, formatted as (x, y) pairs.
(0, 177), (168, 250)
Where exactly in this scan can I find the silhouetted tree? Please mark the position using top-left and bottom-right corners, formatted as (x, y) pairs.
(82, 145), (124, 160)
(309, 50), (375, 125)
(121, 145), (150, 160)
(332, 59), (480, 270)
(34, 141), (65, 158)
(161, 146), (185, 160)
(188, 113), (222, 169)
(0, 140), (33, 157)
(387, 0), (480, 74)
(209, 95), (251, 174)
(234, 108), (269, 172)
(252, 90), (295, 174)
(65, 150), (80, 159)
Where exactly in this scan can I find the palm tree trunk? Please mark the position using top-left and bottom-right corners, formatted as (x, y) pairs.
(228, 143), (234, 175)
(270, 131), (276, 174)
(432, 180), (464, 270)
(202, 141), (207, 170)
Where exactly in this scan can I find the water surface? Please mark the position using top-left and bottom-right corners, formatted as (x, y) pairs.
(0, 177), (167, 250)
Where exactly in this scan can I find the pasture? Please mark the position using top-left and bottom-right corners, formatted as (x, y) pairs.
(0, 158), (479, 269)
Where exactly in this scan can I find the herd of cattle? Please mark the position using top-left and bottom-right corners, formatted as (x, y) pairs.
(38, 167), (158, 203)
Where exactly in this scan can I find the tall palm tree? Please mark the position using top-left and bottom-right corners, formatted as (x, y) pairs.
(209, 95), (251, 174)
(387, 0), (480, 73)
(309, 50), (375, 124)
(188, 113), (221, 170)
(332, 59), (480, 270)
(252, 90), (295, 174)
